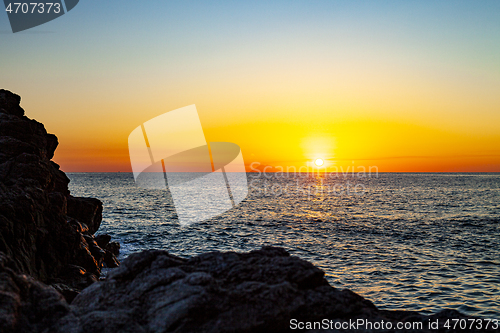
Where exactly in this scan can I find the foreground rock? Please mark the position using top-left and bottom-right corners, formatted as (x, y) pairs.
(0, 89), (119, 298)
(0, 252), (72, 333)
(1, 246), (495, 333)
(43, 246), (493, 333)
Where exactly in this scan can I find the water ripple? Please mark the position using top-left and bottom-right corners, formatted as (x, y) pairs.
(68, 172), (500, 318)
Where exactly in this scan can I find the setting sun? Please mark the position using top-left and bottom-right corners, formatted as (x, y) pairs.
(314, 158), (324, 167)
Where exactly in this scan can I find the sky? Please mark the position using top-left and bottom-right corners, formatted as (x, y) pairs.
(1, 0), (499, 172)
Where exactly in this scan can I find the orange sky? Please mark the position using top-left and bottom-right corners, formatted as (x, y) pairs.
(2, 2), (499, 172)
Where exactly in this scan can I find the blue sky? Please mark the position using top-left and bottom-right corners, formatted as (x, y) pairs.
(1, 1), (499, 171)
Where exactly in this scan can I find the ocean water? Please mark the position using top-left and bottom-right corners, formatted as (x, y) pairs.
(67, 172), (500, 318)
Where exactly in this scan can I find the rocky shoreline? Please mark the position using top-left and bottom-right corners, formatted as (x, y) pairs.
(0, 89), (496, 332)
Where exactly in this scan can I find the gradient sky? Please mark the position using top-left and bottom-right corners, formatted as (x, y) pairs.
(1, 0), (499, 172)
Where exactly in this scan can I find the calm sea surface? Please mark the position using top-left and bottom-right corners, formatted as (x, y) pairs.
(67, 172), (500, 318)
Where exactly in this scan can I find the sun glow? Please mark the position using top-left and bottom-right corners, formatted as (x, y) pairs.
(314, 158), (324, 167)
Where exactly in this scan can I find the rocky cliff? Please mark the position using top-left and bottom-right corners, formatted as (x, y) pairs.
(0, 89), (119, 299)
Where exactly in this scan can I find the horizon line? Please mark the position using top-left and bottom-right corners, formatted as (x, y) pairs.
(64, 171), (500, 174)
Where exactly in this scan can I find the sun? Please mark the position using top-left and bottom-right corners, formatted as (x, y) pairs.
(314, 158), (324, 167)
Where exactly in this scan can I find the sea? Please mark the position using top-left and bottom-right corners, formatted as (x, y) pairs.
(67, 172), (500, 319)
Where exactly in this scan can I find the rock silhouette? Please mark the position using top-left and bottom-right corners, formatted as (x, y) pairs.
(0, 89), (119, 297)
(2, 246), (493, 333)
(0, 252), (72, 332)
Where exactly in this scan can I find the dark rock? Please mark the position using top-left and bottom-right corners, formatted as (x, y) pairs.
(0, 89), (24, 117)
(103, 250), (120, 268)
(0, 89), (119, 290)
(1, 246), (495, 333)
(54, 264), (99, 292)
(94, 234), (111, 248)
(67, 197), (103, 234)
(0, 252), (71, 333)
(45, 133), (58, 160)
(54, 246), (491, 333)
(48, 191), (67, 215)
(68, 218), (89, 234)
(50, 283), (80, 304)
(83, 235), (105, 260)
(106, 241), (120, 256)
